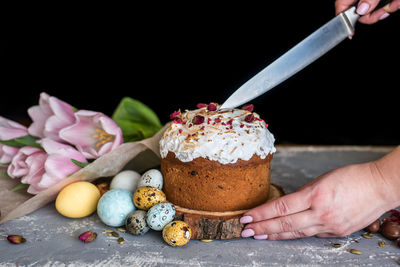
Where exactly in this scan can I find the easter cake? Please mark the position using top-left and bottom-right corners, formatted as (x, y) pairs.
(159, 103), (276, 214)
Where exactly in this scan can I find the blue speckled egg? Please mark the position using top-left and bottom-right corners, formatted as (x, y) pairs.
(125, 210), (150, 235)
(137, 169), (163, 190)
(97, 189), (136, 227)
(146, 202), (176, 231)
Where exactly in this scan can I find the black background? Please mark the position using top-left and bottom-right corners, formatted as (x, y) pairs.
(2, 2), (399, 145)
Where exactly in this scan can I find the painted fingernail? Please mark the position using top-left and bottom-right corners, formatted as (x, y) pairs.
(240, 216), (253, 224)
(241, 229), (255, 238)
(254, 234), (268, 240)
(356, 2), (370, 15)
(379, 12), (390, 20)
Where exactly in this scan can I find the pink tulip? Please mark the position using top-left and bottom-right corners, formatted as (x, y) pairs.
(27, 92), (75, 142)
(7, 139), (87, 194)
(7, 146), (46, 182)
(0, 116), (28, 164)
(59, 110), (123, 159)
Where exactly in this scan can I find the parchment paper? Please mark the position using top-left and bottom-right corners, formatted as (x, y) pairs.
(0, 124), (168, 224)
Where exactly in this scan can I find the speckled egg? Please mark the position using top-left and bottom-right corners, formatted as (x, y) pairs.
(137, 169), (163, 190)
(97, 189), (136, 227)
(146, 202), (176, 231)
(133, 186), (166, 211)
(162, 221), (191, 247)
(125, 210), (150, 235)
(110, 170), (141, 192)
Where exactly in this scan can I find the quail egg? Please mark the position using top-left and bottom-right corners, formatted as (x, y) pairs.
(133, 186), (166, 211)
(146, 202), (176, 231)
(125, 210), (150, 235)
(162, 220), (191, 247)
(137, 169), (163, 190)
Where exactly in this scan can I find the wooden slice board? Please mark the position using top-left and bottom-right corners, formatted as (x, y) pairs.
(174, 184), (284, 240)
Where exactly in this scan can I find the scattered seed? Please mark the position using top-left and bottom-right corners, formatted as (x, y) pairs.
(348, 249), (362, 255)
(107, 233), (112, 237)
(104, 229), (114, 233)
(200, 239), (213, 243)
(331, 243), (343, 248)
(111, 231), (119, 237)
(117, 237), (125, 244)
(117, 228), (126, 233)
(378, 241), (386, 247)
(362, 233), (373, 239)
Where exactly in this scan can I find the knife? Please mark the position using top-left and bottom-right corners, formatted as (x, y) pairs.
(219, 7), (360, 110)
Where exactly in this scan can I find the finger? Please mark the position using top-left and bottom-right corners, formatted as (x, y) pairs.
(335, 0), (357, 15)
(383, 0), (400, 12)
(356, 0), (381, 15)
(266, 226), (322, 240)
(245, 210), (318, 236)
(242, 187), (313, 223)
(316, 233), (338, 238)
(359, 0), (400, 23)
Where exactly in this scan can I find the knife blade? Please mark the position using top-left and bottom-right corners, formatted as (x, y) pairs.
(220, 7), (359, 110)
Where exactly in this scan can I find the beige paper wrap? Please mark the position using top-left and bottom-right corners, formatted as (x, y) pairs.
(0, 124), (168, 224)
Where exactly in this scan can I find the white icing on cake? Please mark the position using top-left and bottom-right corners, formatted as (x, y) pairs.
(159, 105), (276, 164)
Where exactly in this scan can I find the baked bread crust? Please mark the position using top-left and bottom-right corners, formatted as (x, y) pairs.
(162, 152), (272, 212)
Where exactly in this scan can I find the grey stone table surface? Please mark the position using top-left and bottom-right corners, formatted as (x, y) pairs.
(1, 146), (400, 266)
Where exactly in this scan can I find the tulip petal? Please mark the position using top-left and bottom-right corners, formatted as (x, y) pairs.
(60, 110), (123, 159)
(0, 116), (28, 140)
(27, 92), (75, 139)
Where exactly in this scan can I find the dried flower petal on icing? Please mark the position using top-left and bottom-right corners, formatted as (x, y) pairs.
(173, 118), (183, 124)
(170, 110), (181, 120)
(245, 114), (255, 123)
(196, 103), (207, 109)
(242, 104), (254, 112)
(193, 115), (205, 125)
(207, 103), (217, 111)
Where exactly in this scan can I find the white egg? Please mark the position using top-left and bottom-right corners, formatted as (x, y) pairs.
(137, 169), (163, 190)
(110, 170), (141, 192)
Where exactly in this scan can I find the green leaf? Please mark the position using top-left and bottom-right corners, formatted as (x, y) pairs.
(1, 172), (10, 178)
(11, 183), (29, 192)
(112, 97), (163, 142)
(71, 159), (89, 168)
(0, 162), (10, 166)
(0, 135), (42, 149)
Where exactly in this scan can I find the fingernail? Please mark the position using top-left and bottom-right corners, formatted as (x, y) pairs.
(379, 12), (390, 20)
(241, 229), (255, 238)
(254, 234), (268, 240)
(356, 2), (370, 15)
(240, 216), (253, 224)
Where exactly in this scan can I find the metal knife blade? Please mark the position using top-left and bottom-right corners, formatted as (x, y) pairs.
(220, 7), (359, 110)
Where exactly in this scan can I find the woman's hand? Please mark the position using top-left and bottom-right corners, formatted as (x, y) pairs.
(240, 147), (400, 240)
(335, 0), (399, 24)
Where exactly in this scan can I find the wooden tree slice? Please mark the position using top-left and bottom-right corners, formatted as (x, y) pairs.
(174, 184), (284, 240)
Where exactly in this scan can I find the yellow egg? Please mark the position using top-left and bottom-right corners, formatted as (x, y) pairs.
(162, 221), (191, 247)
(133, 186), (166, 211)
(56, 181), (101, 218)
